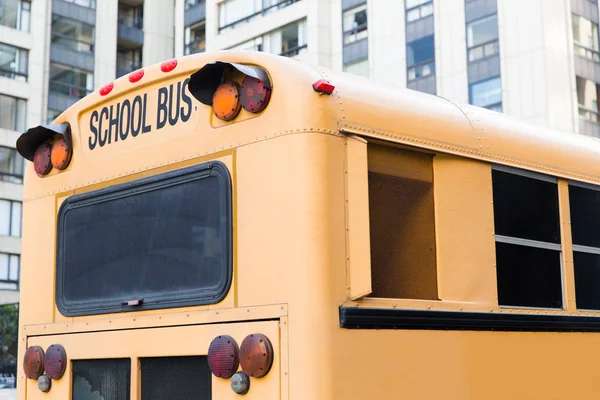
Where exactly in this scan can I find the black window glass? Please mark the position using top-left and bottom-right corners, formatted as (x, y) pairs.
(574, 251), (600, 310)
(72, 359), (130, 400)
(407, 35), (434, 66)
(141, 357), (211, 399)
(570, 185), (600, 248)
(57, 162), (232, 316)
(492, 170), (560, 244)
(496, 242), (562, 308)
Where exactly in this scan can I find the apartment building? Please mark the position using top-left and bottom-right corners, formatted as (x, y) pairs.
(0, 0), (599, 389)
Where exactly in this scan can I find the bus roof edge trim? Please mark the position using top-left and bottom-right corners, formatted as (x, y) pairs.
(189, 61), (272, 106)
(17, 123), (72, 162)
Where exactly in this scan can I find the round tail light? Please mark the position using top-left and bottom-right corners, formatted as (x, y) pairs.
(212, 81), (242, 121)
(23, 345), (45, 379)
(240, 76), (271, 113)
(33, 142), (52, 176)
(240, 333), (273, 378)
(50, 137), (72, 170)
(207, 335), (239, 378)
(44, 344), (67, 379)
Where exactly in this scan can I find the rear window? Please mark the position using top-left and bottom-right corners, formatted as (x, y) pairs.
(56, 162), (232, 316)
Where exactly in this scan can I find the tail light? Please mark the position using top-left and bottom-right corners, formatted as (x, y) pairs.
(207, 335), (239, 378)
(212, 82), (242, 121)
(50, 137), (72, 170)
(23, 345), (45, 379)
(239, 333), (273, 378)
(33, 142), (52, 176)
(44, 344), (67, 379)
(240, 76), (271, 113)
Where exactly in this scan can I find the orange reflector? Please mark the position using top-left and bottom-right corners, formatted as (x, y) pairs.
(51, 136), (72, 170)
(129, 69), (144, 83)
(212, 81), (242, 121)
(99, 82), (114, 96)
(34, 142), (53, 176)
(23, 346), (45, 380)
(161, 59), (178, 73)
(239, 333), (273, 378)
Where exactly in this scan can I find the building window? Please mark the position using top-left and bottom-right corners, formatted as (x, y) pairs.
(0, 147), (24, 184)
(280, 21), (307, 56)
(184, 0), (204, 9)
(185, 21), (206, 55)
(492, 168), (562, 309)
(0, 254), (20, 290)
(229, 37), (263, 52)
(218, 0), (299, 31)
(466, 14), (499, 62)
(0, 94), (26, 132)
(118, 4), (143, 29)
(576, 76), (600, 121)
(406, 0), (433, 23)
(0, 42), (28, 81)
(116, 47), (142, 77)
(406, 35), (435, 82)
(343, 59), (369, 77)
(469, 77), (502, 111)
(573, 14), (600, 62)
(342, 3), (367, 44)
(0, 0), (30, 31)
(0, 199), (21, 237)
(62, 0), (96, 9)
(51, 16), (94, 54)
(49, 63), (93, 99)
(570, 184), (600, 310)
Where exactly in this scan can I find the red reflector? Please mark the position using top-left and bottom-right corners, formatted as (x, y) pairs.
(99, 82), (114, 96)
(129, 69), (144, 83)
(207, 335), (239, 378)
(43, 344), (67, 380)
(161, 59), (178, 73)
(34, 142), (53, 176)
(312, 79), (335, 95)
(240, 76), (271, 113)
(23, 346), (45, 380)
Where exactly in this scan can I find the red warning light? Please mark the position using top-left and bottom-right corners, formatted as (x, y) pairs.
(312, 79), (335, 95)
(129, 69), (144, 83)
(240, 76), (271, 113)
(161, 59), (178, 73)
(99, 82), (114, 96)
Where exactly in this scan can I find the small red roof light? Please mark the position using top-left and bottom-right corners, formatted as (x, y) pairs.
(312, 79), (335, 95)
(161, 59), (178, 73)
(99, 82), (114, 96)
(129, 69), (144, 83)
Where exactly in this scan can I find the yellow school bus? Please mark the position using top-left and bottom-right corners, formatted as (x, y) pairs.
(14, 50), (600, 399)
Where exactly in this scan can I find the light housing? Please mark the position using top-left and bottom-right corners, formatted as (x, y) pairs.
(239, 333), (273, 378)
(207, 335), (240, 378)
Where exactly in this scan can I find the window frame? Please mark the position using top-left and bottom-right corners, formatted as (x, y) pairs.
(0, 253), (20, 291)
(469, 76), (502, 111)
(465, 13), (500, 63)
(405, 0), (433, 24)
(342, 3), (368, 45)
(572, 13), (600, 62)
(492, 165), (565, 310)
(55, 161), (233, 316)
(406, 35), (436, 83)
(0, 42), (28, 81)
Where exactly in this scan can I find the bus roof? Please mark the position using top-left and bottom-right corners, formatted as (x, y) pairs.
(45, 51), (600, 186)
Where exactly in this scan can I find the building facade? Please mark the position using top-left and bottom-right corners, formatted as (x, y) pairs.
(0, 0), (599, 387)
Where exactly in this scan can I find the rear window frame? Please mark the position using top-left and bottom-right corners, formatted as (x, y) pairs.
(55, 161), (233, 317)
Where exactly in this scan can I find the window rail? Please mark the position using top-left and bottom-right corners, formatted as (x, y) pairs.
(0, 172), (23, 184)
(468, 39), (499, 63)
(0, 68), (27, 81)
(406, 1), (433, 23)
(52, 32), (94, 53)
(219, 0), (300, 31)
(579, 105), (600, 122)
(184, 39), (206, 55)
(49, 81), (92, 99)
(343, 22), (368, 44)
(118, 14), (143, 30)
(280, 43), (307, 57)
(407, 59), (435, 81)
(574, 43), (600, 63)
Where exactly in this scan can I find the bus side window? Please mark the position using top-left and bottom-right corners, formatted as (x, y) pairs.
(492, 168), (563, 309)
(367, 144), (438, 300)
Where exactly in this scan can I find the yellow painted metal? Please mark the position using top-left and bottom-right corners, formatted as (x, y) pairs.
(16, 51), (600, 399)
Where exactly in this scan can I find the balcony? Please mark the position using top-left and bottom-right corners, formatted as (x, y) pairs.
(219, 0), (300, 32)
(52, 0), (96, 26)
(184, 39), (205, 55)
(184, 0), (205, 27)
(117, 5), (143, 48)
